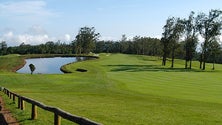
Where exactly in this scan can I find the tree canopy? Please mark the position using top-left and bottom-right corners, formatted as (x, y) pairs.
(29, 64), (36, 75)
(74, 27), (100, 54)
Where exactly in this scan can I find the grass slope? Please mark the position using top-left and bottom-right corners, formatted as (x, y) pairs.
(1, 54), (222, 124)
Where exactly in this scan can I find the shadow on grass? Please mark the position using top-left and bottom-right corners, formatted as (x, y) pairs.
(0, 113), (7, 125)
(106, 64), (210, 72)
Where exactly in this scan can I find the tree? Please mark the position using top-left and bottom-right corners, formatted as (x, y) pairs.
(161, 17), (184, 67)
(133, 36), (141, 54)
(0, 41), (7, 55)
(184, 11), (198, 69)
(45, 41), (55, 54)
(161, 17), (175, 66)
(170, 18), (185, 68)
(197, 9), (222, 70)
(208, 38), (221, 70)
(29, 64), (36, 74)
(75, 27), (100, 54)
(120, 34), (129, 53)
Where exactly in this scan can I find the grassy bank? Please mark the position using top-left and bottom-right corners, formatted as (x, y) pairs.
(1, 54), (222, 124)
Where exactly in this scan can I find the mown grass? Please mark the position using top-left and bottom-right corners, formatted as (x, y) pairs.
(1, 53), (222, 124)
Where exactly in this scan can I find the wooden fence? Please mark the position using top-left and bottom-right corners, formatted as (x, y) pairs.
(1, 87), (102, 125)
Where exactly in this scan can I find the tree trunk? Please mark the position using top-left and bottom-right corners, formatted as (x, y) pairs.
(171, 49), (175, 68)
(212, 61), (215, 70)
(189, 60), (192, 69)
(199, 53), (203, 69)
(202, 39), (208, 70)
(162, 52), (167, 66)
(212, 57), (215, 70)
(162, 56), (166, 66)
(202, 61), (206, 70)
(202, 51), (207, 70)
(185, 60), (188, 69)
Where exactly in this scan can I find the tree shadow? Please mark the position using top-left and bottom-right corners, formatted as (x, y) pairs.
(0, 113), (7, 125)
(106, 64), (206, 72)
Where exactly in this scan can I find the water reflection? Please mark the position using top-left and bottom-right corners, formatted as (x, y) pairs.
(17, 57), (83, 74)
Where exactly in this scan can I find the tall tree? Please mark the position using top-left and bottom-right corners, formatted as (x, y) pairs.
(170, 18), (185, 68)
(184, 11), (198, 69)
(208, 38), (221, 70)
(197, 9), (222, 70)
(120, 34), (129, 53)
(161, 17), (175, 66)
(75, 27), (100, 54)
(161, 17), (184, 67)
(133, 36), (142, 55)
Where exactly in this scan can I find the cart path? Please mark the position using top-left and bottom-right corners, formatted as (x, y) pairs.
(0, 96), (19, 125)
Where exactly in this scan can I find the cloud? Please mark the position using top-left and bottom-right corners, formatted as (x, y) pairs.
(0, 0), (57, 22)
(154, 35), (162, 39)
(0, 25), (73, 46)
(0, 1), (54, 16)
(3, 31), (13, 38)
(220, 35), (222, 42)
(27, 25), (48, 35)
(17, 34), (50, 45)
(64, 34), (71, 41)
(0, 31), (52, 46)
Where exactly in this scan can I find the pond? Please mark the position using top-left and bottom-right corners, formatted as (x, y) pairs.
(17, 57), (85, 74)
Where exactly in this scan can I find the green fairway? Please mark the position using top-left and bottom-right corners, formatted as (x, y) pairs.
(1, 54), (222, 124)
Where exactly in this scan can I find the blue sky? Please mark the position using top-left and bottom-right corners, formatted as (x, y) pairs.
(0, 0), (221, 46)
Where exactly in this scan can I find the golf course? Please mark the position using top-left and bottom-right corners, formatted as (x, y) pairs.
(1, 53), (222, 124)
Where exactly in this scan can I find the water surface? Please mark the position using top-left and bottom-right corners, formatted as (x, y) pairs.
(17, 57), (82, 74)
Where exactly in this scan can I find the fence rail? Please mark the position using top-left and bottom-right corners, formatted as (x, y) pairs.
(1, 87), (102, 125)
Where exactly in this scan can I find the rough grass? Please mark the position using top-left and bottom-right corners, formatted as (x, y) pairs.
(1, 54), (222, 124)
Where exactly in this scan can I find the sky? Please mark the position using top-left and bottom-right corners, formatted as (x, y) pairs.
(0, 0), (221, 46)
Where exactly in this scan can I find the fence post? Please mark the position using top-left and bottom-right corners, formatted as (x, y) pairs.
(4, 89), (7, 95)
(54, 113), (61, 125)
(21, 98), (25, 110)
(7, 90), (9, 97)
(31, 104), (37, 120)
(13, 94), (15, 102)
(18, 96), (21, 109)
(9, 92), (12, 99)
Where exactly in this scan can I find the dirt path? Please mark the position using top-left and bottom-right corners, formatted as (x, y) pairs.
(0, 96), (19, 125)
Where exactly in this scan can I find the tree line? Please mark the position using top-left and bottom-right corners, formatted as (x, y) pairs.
(161, 9), (222, 70)
(0, 35), (161, 56)
(1, 9), (222, 70)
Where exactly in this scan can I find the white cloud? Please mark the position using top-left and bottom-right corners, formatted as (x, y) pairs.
(0, 26), (74, 46)
(154, 35), (162, 39)
(0, 31), (53, 46)
(0, 1), (57, 22)
(27, 25), (47, 35)
(0, 1), (54, 16)
(0, 25), (52, 46)
(17, 34), (51, 45)
(3, 31), (13, 38)
(64, 34), (71, 41)
(220, 35), (222, 42)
